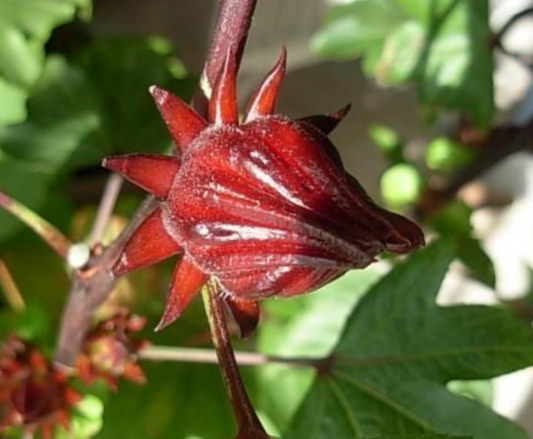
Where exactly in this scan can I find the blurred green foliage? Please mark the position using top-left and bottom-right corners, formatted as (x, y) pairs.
(312, 0), (494, 128)
(0, 0), (91, 124)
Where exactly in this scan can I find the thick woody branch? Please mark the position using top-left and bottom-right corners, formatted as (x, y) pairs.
(55, 197), (157, 365)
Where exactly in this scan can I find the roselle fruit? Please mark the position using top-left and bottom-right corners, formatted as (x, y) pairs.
(77, 311), (148, 390)
(103, 47), (424, 333)
(0, 336), (81, 438)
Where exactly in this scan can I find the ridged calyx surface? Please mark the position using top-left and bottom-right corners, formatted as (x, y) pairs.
(103, 47), (424, 334)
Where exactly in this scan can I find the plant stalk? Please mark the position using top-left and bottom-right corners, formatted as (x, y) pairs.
(204, 282), (269, 439)
(0, 189), (72, 259)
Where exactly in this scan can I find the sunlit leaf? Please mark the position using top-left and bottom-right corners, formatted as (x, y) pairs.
(257, 270), (380, 432)
(313, 0), (494, 127)
(0, 0), (89, 125)
(286, 241), (532, 439)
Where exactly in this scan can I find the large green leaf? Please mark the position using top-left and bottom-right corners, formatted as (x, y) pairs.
(312, 0), (494, 128)
(430, 201), (496, 288)
(72, 37), (195, 156)
(0, 55), (105, 170)
(95, 362), (236, 439)
(0, 37), (194, 241)
(0, 0), (90, 125)
(0, 38), (194, 171)
(286, 241), (533, 439)
(0, 55), (102, 240)
(359, 436), (473, 439)
(257, 270), (380, 431)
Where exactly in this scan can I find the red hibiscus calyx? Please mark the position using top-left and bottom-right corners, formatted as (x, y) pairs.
(0, 336), (81, 439)
(103, 46), (424, 334)
(77, 310), (148, 390)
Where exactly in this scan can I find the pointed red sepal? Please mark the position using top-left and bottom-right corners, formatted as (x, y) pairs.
(298, 104), (352, 135)
(113, 207), (182, 276)
(224, 296), (260, 338)
(103, 154), (180, 198)
(209, 47), (239, 125)
(244, 46), (287, 122)
(380, 209), (426, 253)
(155, 255), (206, 331)
(149, 86), (207, 151)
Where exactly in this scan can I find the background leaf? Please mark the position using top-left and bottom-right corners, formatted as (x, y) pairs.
(0, 0), (89, 125)
(286, 241), (533, 439)
(257, 270), (381, 432)
(72, 37), (195, 156)
(313, 0), (494, 127)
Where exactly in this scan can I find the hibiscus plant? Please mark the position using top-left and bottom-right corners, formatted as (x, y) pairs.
(0, 1), (533, 439)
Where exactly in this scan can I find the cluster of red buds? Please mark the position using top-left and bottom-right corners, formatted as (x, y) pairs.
(77, 311), (148, 390)
(0, 336), (81, 439)
(0, 312), (147, 437)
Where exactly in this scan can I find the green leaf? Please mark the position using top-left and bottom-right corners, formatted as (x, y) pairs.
(286, 241), (533, 439)
(0, 55), (103, 240)
(0, 36), (194, 170)
(95, 362), (236, 439)
(360, 436), (474, 439)
(313, 0), (494, 128)
(0, 55), (105, 170)
(72, 37), (195, 156)
(456, 235), (496, 289)
(417, 1), (494, 128)
(257, 270), (380, 431)
(312, 1), (405, 60)
(0, 150), (52, 241)
(430, 202), (496, 288)
(0, 0), (89, 125)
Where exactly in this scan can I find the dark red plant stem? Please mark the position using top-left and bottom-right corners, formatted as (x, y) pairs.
(192, 0), (258, 115)
(205, 282), (269, 439)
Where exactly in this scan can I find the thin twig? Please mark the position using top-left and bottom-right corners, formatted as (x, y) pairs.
(204, 282), (269, 439)
(139, 345), (320, 368)
(492, 7), (533, 68)
(495, 7), (533, 43)
(0, 189), (72, 259)
(89, 173), (123, 245)
(0, 259), (25, 312)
